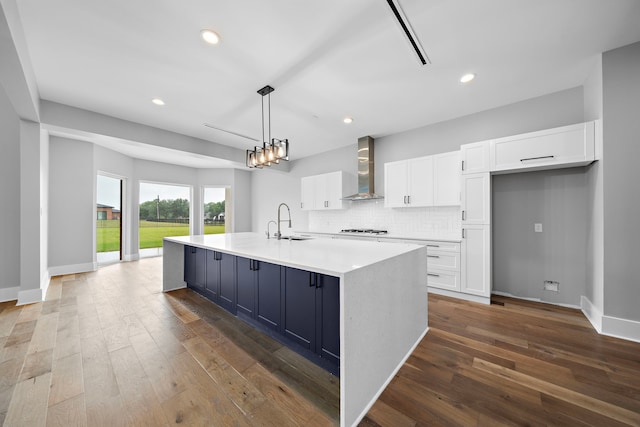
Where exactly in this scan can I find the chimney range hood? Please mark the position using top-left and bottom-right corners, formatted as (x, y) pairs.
(342, 136), (383, 201)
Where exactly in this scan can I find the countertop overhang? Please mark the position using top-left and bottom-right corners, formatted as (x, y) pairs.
(164, 232), (424, 276)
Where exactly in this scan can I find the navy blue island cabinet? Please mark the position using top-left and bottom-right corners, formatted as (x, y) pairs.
(184, 246), (206, 291)
(284, 267), (340, 366)
(184, 245), (339, 373)
(205, 250), (236, 314)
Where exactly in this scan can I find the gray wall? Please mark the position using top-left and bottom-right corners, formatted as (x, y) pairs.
(48, 136), (95, 269)
(374, 87), (585, 194)
(0, 83), (21, 290)
(492, 169), (588, 306)
(602, 41), (640, 321)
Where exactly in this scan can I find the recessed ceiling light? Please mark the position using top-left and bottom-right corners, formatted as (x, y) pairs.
(152, 98), (165, 106)
(201, 29), (220, 45)
(460, 73), (476, 83)
(343, 117), (353, 124)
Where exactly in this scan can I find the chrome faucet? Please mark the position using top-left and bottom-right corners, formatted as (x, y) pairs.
(276, 203), (291, 240)
(266, 220), (277, 239)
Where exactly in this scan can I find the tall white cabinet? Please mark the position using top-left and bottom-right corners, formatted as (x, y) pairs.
(460, 141), (491, 301)
(300, 171), (352, 211)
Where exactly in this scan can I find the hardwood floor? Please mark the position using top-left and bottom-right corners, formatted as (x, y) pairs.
(361, 294), (640, 427)
(1, 257), (639, 426)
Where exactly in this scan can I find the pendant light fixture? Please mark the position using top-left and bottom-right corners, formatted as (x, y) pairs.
(246, 85), (290, 168)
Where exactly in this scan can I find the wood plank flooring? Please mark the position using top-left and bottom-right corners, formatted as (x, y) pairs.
(1, 257), (639, 426)
(360, 294), (640, 427)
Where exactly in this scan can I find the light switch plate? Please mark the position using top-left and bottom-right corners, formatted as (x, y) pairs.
(534, 223), (543, 233)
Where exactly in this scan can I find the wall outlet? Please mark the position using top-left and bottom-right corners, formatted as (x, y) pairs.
(543, 280), (559, 292)
(534, 223), (543, 233)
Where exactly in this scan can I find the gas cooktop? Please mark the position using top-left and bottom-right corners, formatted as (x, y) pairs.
(339, 228), (388, 235)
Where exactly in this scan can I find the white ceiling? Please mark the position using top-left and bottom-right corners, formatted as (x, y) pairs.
(15, 0), (640, 167)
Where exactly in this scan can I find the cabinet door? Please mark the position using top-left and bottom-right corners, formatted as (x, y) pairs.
(300, 176), (316, 211)
(384, 160), (408, 208)
(256, 261), (282, 332)
(461, 173), (490, 225)
(314, 175), (328, 209)
(217, 252), (236, 314)
(184, 246), (195, 285)
(236, 257), (255, 319)
(184, 246), (206, 290)
(324, 171), (345, 210)
(318, 274), (340, 366)
(407, 156), (434, 206)
(491, 122), (594, 172)
(433, 151), (460, 206)
(461, 225), (490, 297)
(204, 250), (220, 301)
(284, 267), (316, 350)
(461, 140), (491, 174)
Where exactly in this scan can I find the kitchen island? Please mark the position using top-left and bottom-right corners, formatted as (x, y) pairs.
(163, 232), (428, 427)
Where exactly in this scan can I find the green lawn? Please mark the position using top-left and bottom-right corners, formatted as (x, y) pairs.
(96, 220), (225, 252)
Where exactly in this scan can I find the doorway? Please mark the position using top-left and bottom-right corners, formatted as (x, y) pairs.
(203, 187), (228, 234)
(96, 174), (123, 264)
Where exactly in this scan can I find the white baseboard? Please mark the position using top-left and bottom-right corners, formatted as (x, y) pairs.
(428, 287), (491, 305)
(491, 290), (580, 309)
(0, 286), (20, 303)
(17, 287), (44, 305)
(580, 296), (603, 333)
(48, 262), (97, 277)
(602, 315), (640, 344)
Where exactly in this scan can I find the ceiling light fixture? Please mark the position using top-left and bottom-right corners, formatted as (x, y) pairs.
(460, 73), (475, 83)
(385, 0), (431, 66)
(246, 85), (289, 169)
(201, 29), (220, 45)
(343, 117), (353, 124)
(152, 98), (165, 106)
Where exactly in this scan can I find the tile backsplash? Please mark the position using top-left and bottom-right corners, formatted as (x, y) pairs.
(308, 200), (461, 238)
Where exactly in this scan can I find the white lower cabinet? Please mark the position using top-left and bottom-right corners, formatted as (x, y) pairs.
(461, 225), (491, 297)
(422, 241), (461, 293)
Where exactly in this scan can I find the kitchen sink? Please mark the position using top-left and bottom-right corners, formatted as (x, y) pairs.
(284, 235), (313, 241)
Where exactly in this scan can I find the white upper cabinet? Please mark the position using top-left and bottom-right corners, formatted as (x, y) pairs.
(433, 151), (461, 206)
(461, 172), (490, 225)
(384, 156), (434, 208)
(461, 140), (491, 174)
(385, 151), (460, 208)
(300, 171), (350, 211)
(491, 121), (595, 173)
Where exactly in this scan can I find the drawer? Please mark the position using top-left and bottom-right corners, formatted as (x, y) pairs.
(425, 241), (460, 253)
(427, 269), (460, 292)
(427, 251), (460, 271)
(411, 240), (460, 252)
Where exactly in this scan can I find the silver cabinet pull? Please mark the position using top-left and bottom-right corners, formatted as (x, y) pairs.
(462, 210), (466, 221)
(520, 155), (554, 162)
(407, 195), (411, 204)
(462, 229), (466, 238)
(461, 160), (465, 171)
(426, 244), (439, 247)
(427, 255), (440, 258)
(427, 273), (440, 277)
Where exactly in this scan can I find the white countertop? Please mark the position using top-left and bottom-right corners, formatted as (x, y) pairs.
(164, 232), (423, 276)
(294, 230), (462, 243)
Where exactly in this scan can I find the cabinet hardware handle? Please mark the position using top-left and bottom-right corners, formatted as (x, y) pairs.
(426, 244), (440, 247)
(254, 260), (259, 271)
(462, 229), (466, 239)
(407, 195), (411, 204)
(301, 202), (303, 209)
(316, 274), (322, 289)
(310, 273), (317, 287)
(461, 160), (465, 171)
(462, 210), (466, 221)
(427, 255), (440, 258)
(427, 273), (440, 277)
(520, 155), (555, 162)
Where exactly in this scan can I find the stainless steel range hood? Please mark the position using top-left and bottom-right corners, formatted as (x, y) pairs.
(342, 136), (383, 201)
